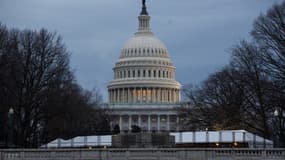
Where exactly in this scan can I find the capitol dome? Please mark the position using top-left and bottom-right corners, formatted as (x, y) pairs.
(108, 1), (181, 105)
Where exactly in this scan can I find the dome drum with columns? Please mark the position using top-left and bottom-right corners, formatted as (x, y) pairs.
(107, 1), (182, 132)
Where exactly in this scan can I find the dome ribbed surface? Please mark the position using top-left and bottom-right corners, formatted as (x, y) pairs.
(120, 33), (169, 59)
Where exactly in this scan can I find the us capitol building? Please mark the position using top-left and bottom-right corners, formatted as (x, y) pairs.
(107, 1), (182, 132)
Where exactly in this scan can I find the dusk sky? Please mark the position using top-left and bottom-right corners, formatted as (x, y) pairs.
(0, 0), (282, 101)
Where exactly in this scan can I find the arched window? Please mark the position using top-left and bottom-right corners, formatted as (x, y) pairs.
(158, 70), (161, 78)
(143, 70), (146, 77)
(138, 70), (141, 77)
(128, 70), (130, 78)
(163, 71), (165, 78)
(133, 70), (135, 77)
(154, 70), (156, 77)
(148, 70), (151, 77)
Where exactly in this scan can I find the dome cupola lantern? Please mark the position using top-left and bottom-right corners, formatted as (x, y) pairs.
(138, 0), (151, 33)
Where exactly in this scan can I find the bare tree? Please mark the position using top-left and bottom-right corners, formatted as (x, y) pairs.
(181, 66), (245, 131)
(230, 41), (275, 139)
(0, 24), (110, 147)
(251, 1), (285, 146)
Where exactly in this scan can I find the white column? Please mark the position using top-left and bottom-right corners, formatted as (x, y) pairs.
(129, 115), (132, 130)
(170, 89), (172, 103)
(148, 115), (151, 131)
(118, 89), (120, 103)
(163, 89), (165, 103)
(140, 87), (143, 103)
(161, 89), (163, 103)
(138, 115), (142, 127)
(128, 88), (131, 103)
(162, 89), (165, 103)
(134, 88), (137, 103)
(114, 89), (116, 103)
(108, 90), (111, 103)
(110, 90), (112, 103)
(158, 88), (161, 103)
(119, 115), (122, 131)
(172, 89), (176, 103)
(122, 88), (125, 103)
(157, 115), (160, 131)
(176, 116), (180, 131)
(167, 115), (170, 131)
(112, 90), (114, 103)
(165, 89), (167, 103)
(146, 88), (148, 102)
(178, 90), (181, 102)
(151, 88), (154, 103)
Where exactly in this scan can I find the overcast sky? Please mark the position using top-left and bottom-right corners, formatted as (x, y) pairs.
(0, 0), (283, 101)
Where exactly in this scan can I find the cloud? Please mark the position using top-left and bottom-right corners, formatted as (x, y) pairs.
(0, 0), (282, 101)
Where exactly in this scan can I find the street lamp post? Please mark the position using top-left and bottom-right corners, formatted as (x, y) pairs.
(274, 109), (279, 147)
(8, 108), (14, 148)
(274, 108), (285, 148)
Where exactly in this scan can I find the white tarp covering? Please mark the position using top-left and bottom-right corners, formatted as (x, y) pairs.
(170, 130), (273, 148)
(43, 130), (273, 148)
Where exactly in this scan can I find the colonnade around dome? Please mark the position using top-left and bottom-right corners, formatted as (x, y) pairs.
(109, 87), (180, 104)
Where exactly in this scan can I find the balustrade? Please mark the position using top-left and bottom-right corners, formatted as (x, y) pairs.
(0, 149), (284, 160)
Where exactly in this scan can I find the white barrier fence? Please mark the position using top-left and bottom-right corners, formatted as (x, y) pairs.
(44, 130), (273, 148)
(1, 148), (284, 160)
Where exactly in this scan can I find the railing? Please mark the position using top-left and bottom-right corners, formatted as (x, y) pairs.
(0, 148), (284, 160)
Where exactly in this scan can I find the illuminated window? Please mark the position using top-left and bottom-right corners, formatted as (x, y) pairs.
(137, 90), (141, 97)
(147, 90), (151, 97)
(132, 89), (135, 96)
(143, 89), (146, 97)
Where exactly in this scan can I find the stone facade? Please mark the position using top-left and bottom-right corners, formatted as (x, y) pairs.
(112, 133), (175, 148)
(107, 0), (182, 132)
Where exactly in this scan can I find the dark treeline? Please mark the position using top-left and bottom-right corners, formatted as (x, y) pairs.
(181, 1), (285, 147)
(0, 24), (110, 148)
